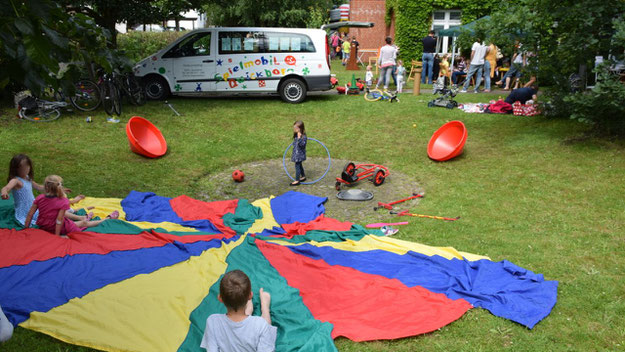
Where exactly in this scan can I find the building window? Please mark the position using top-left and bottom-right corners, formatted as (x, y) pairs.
(431, 10), (462, 55)
(433, 11), (446, 20)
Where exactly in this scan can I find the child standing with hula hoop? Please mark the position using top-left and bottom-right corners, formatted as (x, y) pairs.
(290, 121), (307, 186)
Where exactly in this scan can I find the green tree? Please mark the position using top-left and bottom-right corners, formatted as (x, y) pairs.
(202, 0), (336, 28)
(61, 0), (205, 46)
(475, 0), (625, 135)
(0, 0), (122, 95)
(475, 0), (623, 80)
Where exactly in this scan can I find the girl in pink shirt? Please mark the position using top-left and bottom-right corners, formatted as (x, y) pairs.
(24, 175), (118, 237)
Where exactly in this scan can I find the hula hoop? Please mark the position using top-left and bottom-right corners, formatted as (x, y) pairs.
(282, 137), (331, 185)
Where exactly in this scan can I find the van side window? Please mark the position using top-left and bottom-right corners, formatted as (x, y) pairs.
(263, 32), (315, 53)
(218, 31), (315, 54)
(219, 32), (262, 54)
(163, 32), (211, 58)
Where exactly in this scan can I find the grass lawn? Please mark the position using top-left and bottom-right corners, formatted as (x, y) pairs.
(1, 61), (624, 351)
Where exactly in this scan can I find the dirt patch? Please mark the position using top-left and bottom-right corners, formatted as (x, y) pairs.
(194, 158), (424, 223)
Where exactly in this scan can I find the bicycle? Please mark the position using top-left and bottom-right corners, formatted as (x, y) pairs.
(69, 79), (102, 112)
(99, 71), (122, 116)
(364, 88), (399, 103)
(16, 92), (70, 122)
(114, 71), (146, 106)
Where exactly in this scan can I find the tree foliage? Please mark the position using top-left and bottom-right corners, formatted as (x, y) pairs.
(473, 0), (625, 135)
(0, 0), (123, 95)
(60, 0), (204, 46)
(201, 0), (337, 28)
(386, 0), (500, 62)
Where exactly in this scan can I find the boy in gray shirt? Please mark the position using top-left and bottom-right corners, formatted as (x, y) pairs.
(201, 270), (277, 352)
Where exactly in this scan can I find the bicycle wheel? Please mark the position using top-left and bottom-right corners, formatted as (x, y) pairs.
(70, 79), (101, 112)
(111, 82), (122, 116)
(19, 105), (60, 122)
(364, 89), (383, 102)
(126, 74), (146, 106)
(101, 80), (114, 116)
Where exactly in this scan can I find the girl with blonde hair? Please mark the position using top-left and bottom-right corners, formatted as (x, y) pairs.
(24, 175), (118, 237)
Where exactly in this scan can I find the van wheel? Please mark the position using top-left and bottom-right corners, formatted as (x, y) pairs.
(144, 76), (170, 100)
(279, 78), (307, 104)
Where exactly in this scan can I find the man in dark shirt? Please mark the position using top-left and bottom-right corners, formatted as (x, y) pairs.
(505, 85), (538, 104)
(351, 36), (359, 50)
(421, 30), (437, 84)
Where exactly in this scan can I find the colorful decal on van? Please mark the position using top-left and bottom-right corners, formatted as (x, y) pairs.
(215, 55), (298, 82)
(284, 55), (297, 65)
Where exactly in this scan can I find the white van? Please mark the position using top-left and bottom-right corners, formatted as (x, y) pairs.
(133, 27), (332, 103)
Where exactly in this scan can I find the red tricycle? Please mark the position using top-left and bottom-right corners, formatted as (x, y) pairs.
(335, 162), (389, 191)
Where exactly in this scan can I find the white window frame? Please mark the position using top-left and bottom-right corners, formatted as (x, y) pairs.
(432, 10), (461, 55)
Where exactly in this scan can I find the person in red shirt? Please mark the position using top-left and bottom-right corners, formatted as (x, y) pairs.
(24, 175), (118, 237)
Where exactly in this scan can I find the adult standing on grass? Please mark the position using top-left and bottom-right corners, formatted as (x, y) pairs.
(483, 41), (498, 92)
(375, 36), (398, 91)
(421, 30), (437, 85)
(461, 39), (489, 93)
(330, 32), (340, 59)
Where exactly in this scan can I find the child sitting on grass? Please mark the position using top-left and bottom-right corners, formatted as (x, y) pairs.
(1, 154), (94, 227)
(201, 270), (276, 352)
(24, 175), (118, 238)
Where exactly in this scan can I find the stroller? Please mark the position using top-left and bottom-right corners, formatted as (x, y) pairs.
(428, 76), (458, 109)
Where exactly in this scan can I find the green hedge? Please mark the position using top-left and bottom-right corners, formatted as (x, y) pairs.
(117, 31), (188, 64)
(386, 0), (500, 62)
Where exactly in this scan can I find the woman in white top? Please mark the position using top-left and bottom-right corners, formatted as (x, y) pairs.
(375, 36), (397, 90)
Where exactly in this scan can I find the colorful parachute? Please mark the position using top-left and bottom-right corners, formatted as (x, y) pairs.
(0, 191), (558, 351)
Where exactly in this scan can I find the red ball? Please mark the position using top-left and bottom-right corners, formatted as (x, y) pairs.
(232, 170), (245, 182)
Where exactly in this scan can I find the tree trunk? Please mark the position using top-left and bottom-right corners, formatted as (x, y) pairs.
(108, 22), (118, 48)
(97, 7), (118, 48)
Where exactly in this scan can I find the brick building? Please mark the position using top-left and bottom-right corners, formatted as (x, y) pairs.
(344, 0), (467, 63)
(345, 0), (394, 63)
